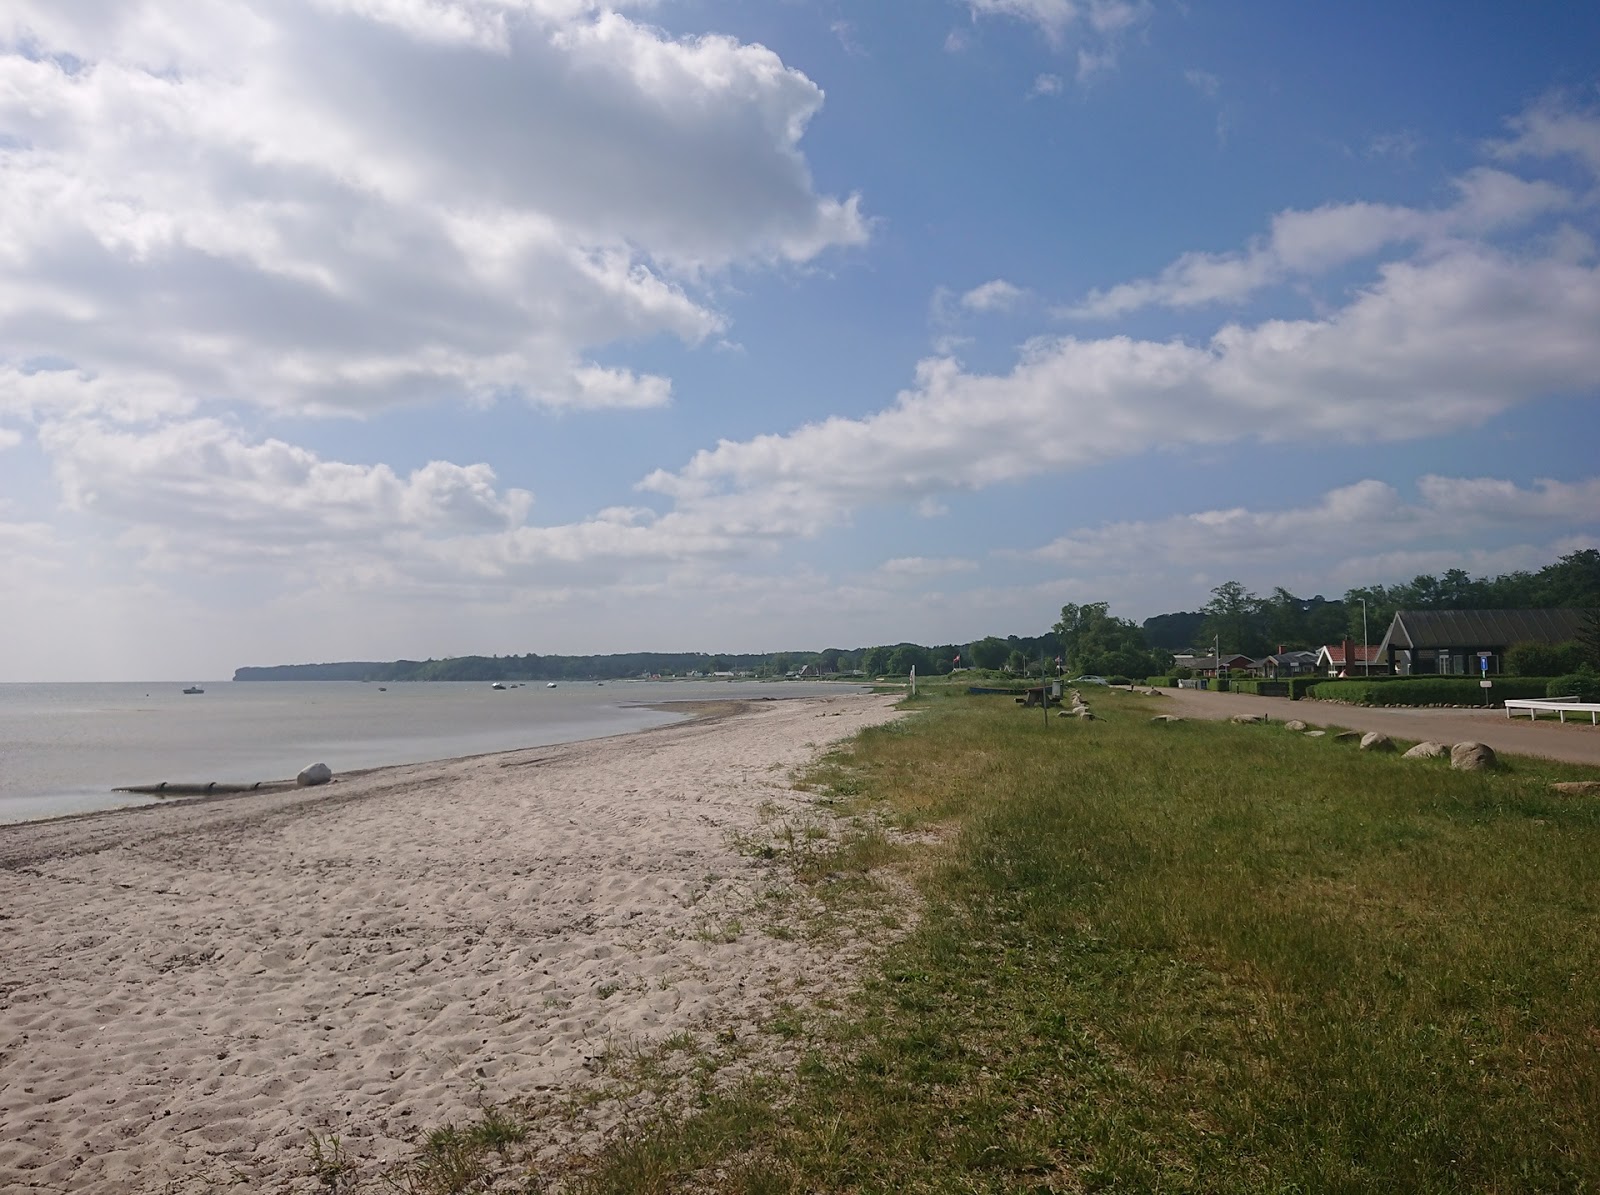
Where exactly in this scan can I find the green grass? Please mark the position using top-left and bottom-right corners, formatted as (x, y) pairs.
(564, 693), (1600, 1193)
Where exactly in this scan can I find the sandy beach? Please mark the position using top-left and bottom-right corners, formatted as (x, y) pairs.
(0, 693), (904, 1192)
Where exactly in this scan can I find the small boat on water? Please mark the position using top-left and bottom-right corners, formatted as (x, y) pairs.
(490, 682), (506, 690)
(546, 682), (558, 688)
(182, 686), (204, 695)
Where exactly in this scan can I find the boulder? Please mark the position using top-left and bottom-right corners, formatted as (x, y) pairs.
(1150, 715), (1184, 724)
(1075, 709), (1097, 721)
(1284, 720), (1309, 732)
(1450, 742), (1498, 772)
(1304, 730), (1326, 738)
(1359, 732), (1396, 752)
(1403, 741), (1447, 759)
(1231, 714), (1265, 725)
(1549, 781), (1600, 797)
(297, 762), (333, 787)
(1333, 731), (1362, 743)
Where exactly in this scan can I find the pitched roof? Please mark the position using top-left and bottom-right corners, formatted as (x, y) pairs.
(1317, 643), (1382, 665)
(1379, 609), (1589, 652)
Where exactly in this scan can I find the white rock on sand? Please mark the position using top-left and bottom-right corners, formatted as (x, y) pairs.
(0, 694), (904, 1192)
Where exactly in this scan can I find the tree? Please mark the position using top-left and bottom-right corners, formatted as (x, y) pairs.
(1054, 601), (1168, 678)
(1579, 608), (1600, 670)
(1199, 582), (1268, 657)
(1006, 649), (1028, 675)
(887, 645), (931, 677)
(1142, 610), (1206, 651)
(969, 636), (1009, 670)
(862, 646), (891, 676)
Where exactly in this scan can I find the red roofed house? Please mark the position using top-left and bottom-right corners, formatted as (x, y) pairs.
(1316, 639), (1387, 677)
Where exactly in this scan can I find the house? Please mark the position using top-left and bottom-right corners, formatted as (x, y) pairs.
(1258, 649), (1318, 678)
(1315, 640), (1386, 677)
(1174, 653), (1254, 678)
(1374, 609), (1589, 676)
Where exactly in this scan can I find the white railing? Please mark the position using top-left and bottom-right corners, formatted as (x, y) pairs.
(1504, 698), (1600, 726)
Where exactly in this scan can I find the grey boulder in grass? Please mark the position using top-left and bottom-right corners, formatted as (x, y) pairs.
(1360, 732), (1396, 752)
(1403, 741), (1447, 759)
(1450, 742), (1498, 772)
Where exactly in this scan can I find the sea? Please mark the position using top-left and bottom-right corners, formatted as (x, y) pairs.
(0, 679), (864, 825)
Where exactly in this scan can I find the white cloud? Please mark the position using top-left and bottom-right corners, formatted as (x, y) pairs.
(877, 556), (979, 579)
(0, 1), (866, 419)
(966, 0), (1145, 42)
(1488, 94), (1600, 177)
(1064, 167), (1575, 318)
(1022, 477), (1600, 571)
(960, 279), (1027, 312)
(0, 426), (21, 450)
(39, 418), (533, 563)
(640, 247), (1600, 538)
(1366, 130), (1421, 162)
(1061, 98), (1599, 320)
(1184, 69), (1219, 98)
(964, 0), (1148, 80)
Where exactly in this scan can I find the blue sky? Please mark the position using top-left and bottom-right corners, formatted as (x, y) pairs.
(2, 0), (1598, 680)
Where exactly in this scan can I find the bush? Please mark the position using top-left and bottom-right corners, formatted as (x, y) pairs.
(1507, 640), (1588, 678)
(1547, 667), (1600, 702)
(1313, 677), (1558, 706)
(1108, 675), (1132, 686)
(1173, 666), (1195, 680)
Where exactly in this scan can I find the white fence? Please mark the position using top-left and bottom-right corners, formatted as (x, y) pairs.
(1503, 698), (1600, 726)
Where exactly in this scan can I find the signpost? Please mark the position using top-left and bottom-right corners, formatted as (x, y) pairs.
(1480, 653), (1492, 706)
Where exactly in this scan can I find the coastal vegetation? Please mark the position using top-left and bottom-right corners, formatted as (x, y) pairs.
(240, 549), (1599, 685)
(372, 689), (1600, 1192)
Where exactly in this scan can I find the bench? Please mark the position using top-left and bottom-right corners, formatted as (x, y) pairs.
(1504, 698), (1600, 726)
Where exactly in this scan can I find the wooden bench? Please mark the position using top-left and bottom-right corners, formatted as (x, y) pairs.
(1504, 698), (1600, 726)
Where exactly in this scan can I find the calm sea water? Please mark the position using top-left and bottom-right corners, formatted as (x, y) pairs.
(0, 679), (861, 824)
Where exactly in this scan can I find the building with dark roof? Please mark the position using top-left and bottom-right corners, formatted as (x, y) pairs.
(1375, 609), (1589, 675)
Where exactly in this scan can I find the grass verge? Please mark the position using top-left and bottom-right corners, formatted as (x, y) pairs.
(563, 692), (1600, 1193)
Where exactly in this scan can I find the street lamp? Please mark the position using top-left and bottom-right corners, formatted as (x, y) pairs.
(1359, 598), (1369, 678)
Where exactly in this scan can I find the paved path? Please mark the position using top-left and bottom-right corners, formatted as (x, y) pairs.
(1147, 687), (1600, 769)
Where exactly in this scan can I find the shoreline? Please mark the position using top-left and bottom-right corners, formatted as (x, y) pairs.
(0, 692), (905, 1191)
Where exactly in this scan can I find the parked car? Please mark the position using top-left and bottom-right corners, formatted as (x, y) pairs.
(1071, 675), (1110, 685)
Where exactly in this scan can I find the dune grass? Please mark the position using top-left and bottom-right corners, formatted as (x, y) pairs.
(562, 692), (1600, 1193)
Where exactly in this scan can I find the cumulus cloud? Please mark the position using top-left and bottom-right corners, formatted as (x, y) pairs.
(1488, 93), (1600, 177)
(1021, 476), (1600, 571)
(640, 246), (1600, 537)
(0, 1), (866, 419)
(0, 426), (21, 450)
(1063, 168), (1575, 318)
(960, 279), (1027, 312)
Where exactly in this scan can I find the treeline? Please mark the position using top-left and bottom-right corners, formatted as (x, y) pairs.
(235, 550), (1600, 683)
(1164, 549), (1600, 659)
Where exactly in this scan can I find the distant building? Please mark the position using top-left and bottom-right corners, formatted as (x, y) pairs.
(1316, 640), (1386, 677)
(1374, 609), (1589, 675)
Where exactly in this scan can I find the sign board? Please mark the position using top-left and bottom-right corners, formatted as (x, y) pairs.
(1480, 680), (1493, 688)
(1479, 652), (1491, 674)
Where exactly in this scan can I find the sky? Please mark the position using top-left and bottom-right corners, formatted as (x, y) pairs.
(2, 1), (1599, 681)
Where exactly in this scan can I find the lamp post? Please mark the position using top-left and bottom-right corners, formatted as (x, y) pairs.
(1360, 598), (1369, 678)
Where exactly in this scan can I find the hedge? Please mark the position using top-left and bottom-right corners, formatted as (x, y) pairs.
(1311, 677), (1559, 706)
(1548, 669), (1600, 702)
